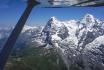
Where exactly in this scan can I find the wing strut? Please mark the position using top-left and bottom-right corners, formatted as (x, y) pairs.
(0, 0), (39, 70)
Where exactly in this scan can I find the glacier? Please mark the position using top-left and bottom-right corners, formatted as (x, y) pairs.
(37, 14), (104, 70)
(0, 14), (104, 70)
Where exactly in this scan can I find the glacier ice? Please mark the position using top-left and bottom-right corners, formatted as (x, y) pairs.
(0, 14), (104, 70)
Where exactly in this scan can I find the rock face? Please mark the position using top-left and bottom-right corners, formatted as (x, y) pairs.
(0, 14), (104, 70)
(0, 25), (43, 50)
(38, 14), (104, 70)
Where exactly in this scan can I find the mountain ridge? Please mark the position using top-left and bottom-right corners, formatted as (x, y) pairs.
(0, 14), (104, 70)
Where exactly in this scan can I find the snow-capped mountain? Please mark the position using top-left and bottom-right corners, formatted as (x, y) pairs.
(36, 14), (104, 70)
(0, 25), (43, 50)
(0, 28), (12, 39)
(0, 14), (104, 70)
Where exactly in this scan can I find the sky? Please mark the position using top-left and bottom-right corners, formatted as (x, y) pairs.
(0, 0), (104, 28)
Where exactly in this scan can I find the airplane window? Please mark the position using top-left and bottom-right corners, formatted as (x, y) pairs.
(0, 0), (104, 70)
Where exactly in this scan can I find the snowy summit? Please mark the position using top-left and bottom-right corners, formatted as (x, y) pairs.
(0, 14), (104, 70)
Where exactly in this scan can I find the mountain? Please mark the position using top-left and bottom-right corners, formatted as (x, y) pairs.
(0, 14), (104, 70)
(37, 14), (104, 70)
(0, 25), (43, 50)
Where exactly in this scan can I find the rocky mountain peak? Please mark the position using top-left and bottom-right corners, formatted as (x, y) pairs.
(48, 16), (58, 24)
(81, 13), (95, 24)
(0, 14), (104, 70)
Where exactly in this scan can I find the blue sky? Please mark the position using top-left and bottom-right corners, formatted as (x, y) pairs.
(0, 0), (104, 27)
